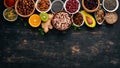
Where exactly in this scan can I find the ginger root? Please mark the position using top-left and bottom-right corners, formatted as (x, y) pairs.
(41, 14), (54, 33)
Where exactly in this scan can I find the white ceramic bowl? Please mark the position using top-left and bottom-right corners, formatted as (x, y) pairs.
(35, 0), (51, 13)
(51, 0), (64, 14)
(73, 20), (84, 27)
(94, 9), (105, 25)
(72, 12), (84, 27)
(64, 0), (81, 14)
(102, 0), (119, 12)
(3, 8), (18, 22)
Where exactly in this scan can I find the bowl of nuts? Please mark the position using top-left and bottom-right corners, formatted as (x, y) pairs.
(94, 9), (105, 25)
(15, 0), (35, 17)
(35, 0), (51, 13)
(52, 11), (72, 31)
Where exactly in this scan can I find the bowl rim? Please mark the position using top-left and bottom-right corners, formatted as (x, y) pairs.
(72, 12), (84, 27)
(82, 0), (100, 13)
(15, 0), (35, 17)
(64, 0), (81, 14)
(4, 0), (15, 8)
(35, 0), (52, 13)
(51, 0), (64, 14)
(3, 8), (18, 22)
(102, 0), (119, 12)
(94, 9), (105, 25)
(104, 12), (118, 24)
(52, 11), (72, 31)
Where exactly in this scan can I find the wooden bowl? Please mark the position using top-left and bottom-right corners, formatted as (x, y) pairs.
(82, 0), (100, 13)
(15, 0), (35, 17)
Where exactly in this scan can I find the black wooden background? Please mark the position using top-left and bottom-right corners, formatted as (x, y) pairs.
(0, 0), (120, 68)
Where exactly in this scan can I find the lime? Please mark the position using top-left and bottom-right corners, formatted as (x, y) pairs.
(40, 12), (49, 22)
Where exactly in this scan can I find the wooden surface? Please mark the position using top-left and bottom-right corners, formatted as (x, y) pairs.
(0, 0), (120, 68)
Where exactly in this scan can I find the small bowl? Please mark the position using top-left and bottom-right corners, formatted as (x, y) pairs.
(51, 0), (64, 14)
(64, 0), (81, 14)
(4, 0), (15, 8)
(52, 11), (72, 31)
(102, 0), (119, 12)
(72, 12), (84, 27)
(3, 8), (18, 22)
(94, 9), (105, 25)
(73, 21), (84, 27)
(15, 0), (35, 17)
(82, 0), (100, 13)
(35, 0), (51, 13)
(104, 12), (118, 24)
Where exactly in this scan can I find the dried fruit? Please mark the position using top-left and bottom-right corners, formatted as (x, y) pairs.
(73, 12), (84, 27)
(65, 0), (80, 14)
(36, 0), (51, 12)
(84, 0), (98, 10)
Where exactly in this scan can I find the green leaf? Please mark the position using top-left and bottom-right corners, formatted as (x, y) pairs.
(38, 28), (45, 35)
(38, 28), (42, 31)
(41, 31), (45, 35)
(24, 23), (27, 26)
(78, 28), (81, 30)
(72, 23), (81, 31)
(73, 27), (77, 30)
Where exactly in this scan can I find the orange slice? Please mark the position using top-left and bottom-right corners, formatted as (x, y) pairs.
(29, 14), (41, 27)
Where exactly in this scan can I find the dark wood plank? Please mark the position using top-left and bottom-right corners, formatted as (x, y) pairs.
(0, 0), (120, 68)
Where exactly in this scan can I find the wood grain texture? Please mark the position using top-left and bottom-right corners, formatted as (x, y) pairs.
(0, 0), (120, 68)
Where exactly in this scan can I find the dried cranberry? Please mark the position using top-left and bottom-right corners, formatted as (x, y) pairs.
(65, 0), (79, 13)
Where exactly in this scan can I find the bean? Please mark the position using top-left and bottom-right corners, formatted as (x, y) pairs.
(17, 0), (34, 15)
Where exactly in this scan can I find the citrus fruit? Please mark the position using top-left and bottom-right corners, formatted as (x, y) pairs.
(40, 12), (49, 22)
(29, 14), (41, 27)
